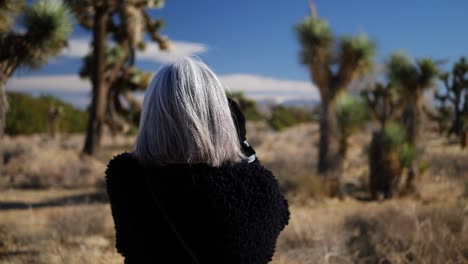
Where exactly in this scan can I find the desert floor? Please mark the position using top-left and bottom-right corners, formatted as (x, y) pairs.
(1, 123), (467, 263)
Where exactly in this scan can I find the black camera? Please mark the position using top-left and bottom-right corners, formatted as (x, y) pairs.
(228, 98), (257, 163)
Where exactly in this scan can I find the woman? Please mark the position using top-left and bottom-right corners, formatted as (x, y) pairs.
(105, 58), (290, 264)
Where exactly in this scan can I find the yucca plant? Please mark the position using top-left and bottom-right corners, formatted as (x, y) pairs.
(0, 0), (73, 176)
(335, 92), (367, 156)
(295, 2), (375, 184)
(66, 0), (170, 155)
(369, 122), (413, 199)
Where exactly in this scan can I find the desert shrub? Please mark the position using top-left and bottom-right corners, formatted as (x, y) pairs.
(39, 95), (88, 133)
(268, 105), (315, 131)
(345, 205), (468, 263)
(5, 146), (105, 189)
(6, 92), (87, 135)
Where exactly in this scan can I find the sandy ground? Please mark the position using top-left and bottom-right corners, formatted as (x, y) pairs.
(1, 123), (467, 263)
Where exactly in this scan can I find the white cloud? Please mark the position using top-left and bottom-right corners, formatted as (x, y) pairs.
(60, 38), (208, 63)
(61, 38), (91, 58)
(219, 74), (320, 103)
(137, 42), (208, 63)
(6, 75), (91, 108)
(7, 75), (90, 93)
(6, 72), (320, 108)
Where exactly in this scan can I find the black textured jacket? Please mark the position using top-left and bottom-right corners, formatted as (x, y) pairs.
(105, 153), (290, 264)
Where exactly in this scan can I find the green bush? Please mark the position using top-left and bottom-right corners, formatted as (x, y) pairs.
(268, 105), (315, 131)
(6, 92), (87, 135)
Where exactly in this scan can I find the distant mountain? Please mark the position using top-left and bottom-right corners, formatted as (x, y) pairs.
(254, 98), (320, 116)
(282, 98), (320, 110)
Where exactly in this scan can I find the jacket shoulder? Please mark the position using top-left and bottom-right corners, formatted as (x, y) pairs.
(105, 152), (140, 186)
(106, 151), (138, 171)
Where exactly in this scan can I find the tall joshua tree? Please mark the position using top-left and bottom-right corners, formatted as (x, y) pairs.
(67, 0), (169, 155)
(0, 0), (73, 175)
(387, 52), (439, 146)
(387, 52), (439, 191)
(295, 2), (375, 180)
(435, 57), (468, 147)
(362, 82), (414, 199)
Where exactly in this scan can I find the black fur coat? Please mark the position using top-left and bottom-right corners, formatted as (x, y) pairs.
(105, 153), (290, 264)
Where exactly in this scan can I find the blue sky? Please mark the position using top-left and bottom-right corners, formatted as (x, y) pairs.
(7, 0), (468, 108)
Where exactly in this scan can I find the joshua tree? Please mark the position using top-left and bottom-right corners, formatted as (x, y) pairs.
(0, 0), (73, 175)
(434, 57), (468, 147)
(67, 0), (170, 155)
(387, 52), (439, 146)
(362, 81), (414, 199)
(295, 2), (375, 184)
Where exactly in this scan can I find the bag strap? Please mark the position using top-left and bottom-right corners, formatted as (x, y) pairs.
(144, 175), (201, 264)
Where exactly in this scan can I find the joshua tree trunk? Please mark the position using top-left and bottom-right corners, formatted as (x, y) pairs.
(0, 76), (7, 177)
(0, 67), (15, 177)
(318, 98), (341, 173)
(450, 96), (462, 136)
(83, 7), (107, 155)
(461, 131), (467, 148)
(402, 93), (422, 147)
(369, 131), (401, 200)
(401, 94), (422, 193)
(318, 97), (342, 196)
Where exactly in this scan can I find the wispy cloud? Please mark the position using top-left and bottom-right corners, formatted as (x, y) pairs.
(219, 74), (320, 103)
(61, 38), (91, 58)
(60, 38), (208, 63)
(138, 41), (208, 63)
(7, 75), (90, 108)
(6, 72), (319, 108)
(7, 75), (90, 93)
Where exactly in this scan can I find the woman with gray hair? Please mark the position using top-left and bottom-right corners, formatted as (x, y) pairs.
(105, 57), (289, 264)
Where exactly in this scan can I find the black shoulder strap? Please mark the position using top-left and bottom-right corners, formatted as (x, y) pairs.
(144, 175), (201, 264)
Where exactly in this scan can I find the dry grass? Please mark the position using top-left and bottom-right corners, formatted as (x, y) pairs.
(1, 122), (468, 263)
(0, 203), (122, 264)
(272, 200), (468, 264)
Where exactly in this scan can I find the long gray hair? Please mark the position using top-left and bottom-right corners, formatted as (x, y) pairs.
(135, 57), (244, 166)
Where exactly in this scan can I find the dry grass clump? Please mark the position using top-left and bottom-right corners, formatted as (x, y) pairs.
(0, 203), (120, 264)
(347, 205), (468, 263)
(272, 200), (468, 264)
(2, 136), (106, 189)
(46, 206), (114, 243)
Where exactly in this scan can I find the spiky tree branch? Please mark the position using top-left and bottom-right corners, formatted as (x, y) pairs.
(68, 0), (170, 154)
(0, 0), (73, 175)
